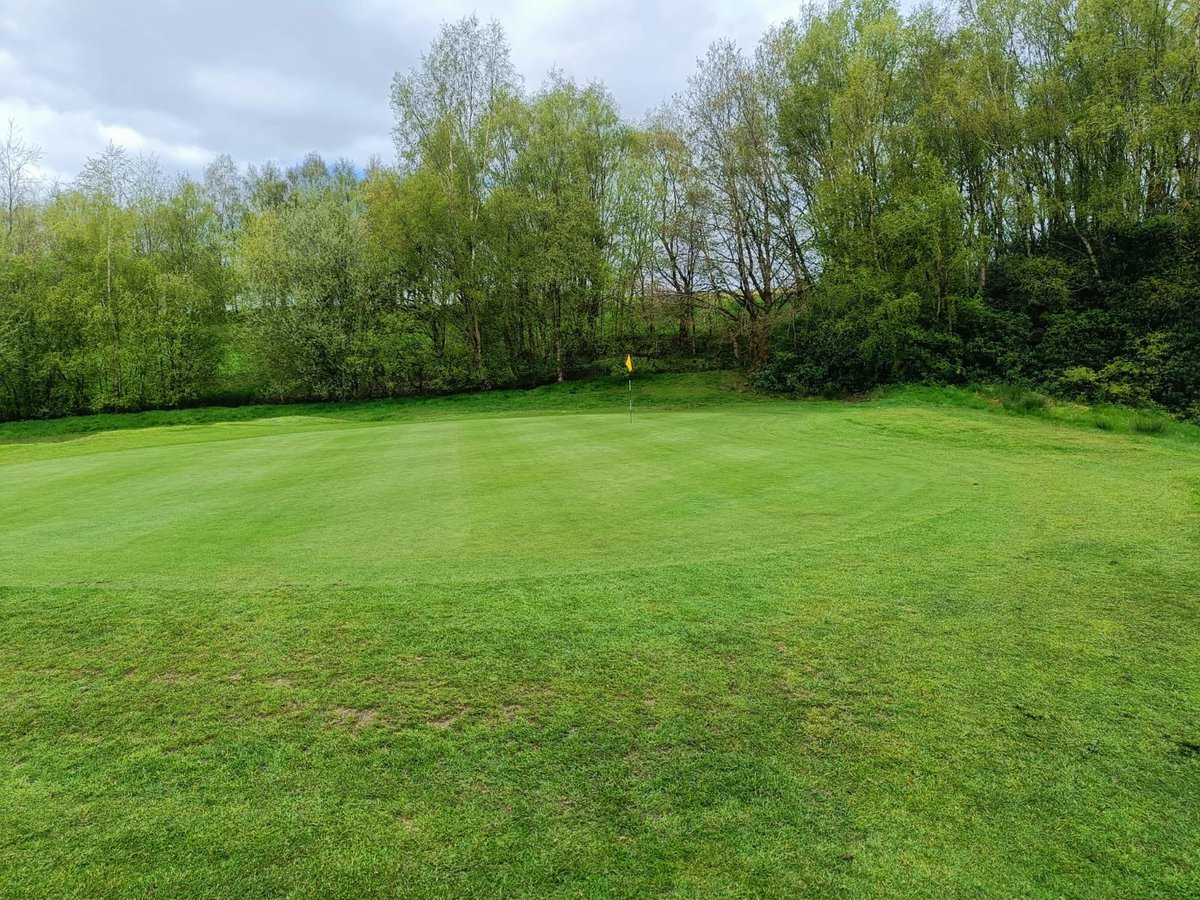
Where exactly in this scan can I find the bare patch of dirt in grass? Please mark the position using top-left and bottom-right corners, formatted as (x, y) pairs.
(333, 706), (379, 732)
(154, 671), (200, 686)
(428, 709), (466, 730)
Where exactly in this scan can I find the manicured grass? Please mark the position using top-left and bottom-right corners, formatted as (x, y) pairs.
(1, 373), (1198, 896)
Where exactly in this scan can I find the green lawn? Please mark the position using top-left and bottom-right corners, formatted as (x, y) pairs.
(1, 374), (1198, 897)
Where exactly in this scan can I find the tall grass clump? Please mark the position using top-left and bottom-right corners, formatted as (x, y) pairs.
(993, 384), (1052, 414)
(1132, 414), (1169, 435)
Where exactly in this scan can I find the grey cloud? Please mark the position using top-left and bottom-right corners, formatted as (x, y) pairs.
(0, 0), (801, 179)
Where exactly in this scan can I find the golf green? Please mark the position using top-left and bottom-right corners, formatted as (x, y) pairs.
(1, 375), (1197, 896)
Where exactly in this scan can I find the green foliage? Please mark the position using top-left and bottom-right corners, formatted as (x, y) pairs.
(761, 0), (1200, 416)
(3, 2), (1200, 422)
(750, 307), (872, 395)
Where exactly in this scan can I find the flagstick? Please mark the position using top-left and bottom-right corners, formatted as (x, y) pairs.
(628, 375), (632, 424)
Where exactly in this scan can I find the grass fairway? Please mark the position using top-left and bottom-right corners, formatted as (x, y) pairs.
(1, 374), (1198, 897)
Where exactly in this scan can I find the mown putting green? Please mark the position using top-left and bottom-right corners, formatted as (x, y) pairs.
(1, 374), (1197, 896)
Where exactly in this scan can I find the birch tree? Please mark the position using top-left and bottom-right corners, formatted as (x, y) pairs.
(0, 119), (43, 241)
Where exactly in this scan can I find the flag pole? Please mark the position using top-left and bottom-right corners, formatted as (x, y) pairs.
(625, 354), (633, 423)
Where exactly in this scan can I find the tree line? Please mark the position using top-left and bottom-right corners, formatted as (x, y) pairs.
(1, 0), (1198, 422)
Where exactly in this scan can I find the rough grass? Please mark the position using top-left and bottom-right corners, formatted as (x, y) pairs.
(1132, 414), (1170, 435)
(1, 373), (1198, 897)
(889, 382), (1193, 441)
(0, 372), (755, 442)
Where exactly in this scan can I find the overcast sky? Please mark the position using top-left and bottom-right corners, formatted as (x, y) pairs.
(0, 0), (820, 182)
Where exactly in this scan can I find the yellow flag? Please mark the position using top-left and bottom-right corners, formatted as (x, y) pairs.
(625, 354), (633, 373)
